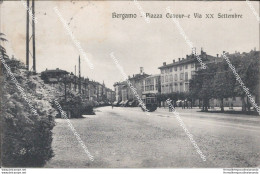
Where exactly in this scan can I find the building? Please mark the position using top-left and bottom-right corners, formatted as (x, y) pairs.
(113, 67), (150, 106)
(41, 69), (115, 105)
(41, 68), (69, 86)
(113, 82), (124, 104)
(142, 74), (161, 95)
(158, 49), (219, 94)
(127, 67), (150, 101)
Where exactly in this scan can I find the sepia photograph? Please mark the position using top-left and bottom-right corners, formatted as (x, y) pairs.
(0, 0), (259, 173)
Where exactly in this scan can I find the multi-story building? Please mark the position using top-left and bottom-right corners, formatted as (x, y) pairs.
(142, 74), (161, 95)
(158, 49), (219, 94)
(113, 82), (124, 104)
(127, 67), (150, 101)
(88, 80), (98, 101)
(41, 69), (114, 105)
(113, 67), (150, 106)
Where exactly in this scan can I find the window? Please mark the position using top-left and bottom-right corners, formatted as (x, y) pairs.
(170, 83), (173, 92)
(170, 68), (172, 72)
(180, 66), (183, 71)
(185, 65), (188, 69)
(191, 63), (194, 68)
(174, 67), (177, 71)
(174, 74), (178, 81)
(180, 73), (184, 80)
(180, 83), (183, 92)
(161, 76), (164, 83)
(174, 83), (178, 92)
(161, 69), (164, 74)
(165, 75), (168, 82)
(169, 74), (173, 82)
(166, 69), (169, 73)
(233, 97), (236, 101)
(185, 72), (188, 81)
(185, 83), (189, 92)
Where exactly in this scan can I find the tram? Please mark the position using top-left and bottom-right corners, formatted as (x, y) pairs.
(140, 93), (157, 112)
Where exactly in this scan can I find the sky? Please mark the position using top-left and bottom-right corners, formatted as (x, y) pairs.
(1, 1), (259, 89)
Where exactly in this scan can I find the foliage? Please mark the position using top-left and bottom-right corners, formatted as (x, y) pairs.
(1, 33), (57, 167)
(189, 51), (260, 112)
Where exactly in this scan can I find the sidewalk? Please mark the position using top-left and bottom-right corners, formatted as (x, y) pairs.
(155, 106), (260, 125)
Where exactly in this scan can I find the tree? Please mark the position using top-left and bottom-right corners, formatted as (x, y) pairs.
(190, 64), (216, 111)
(213, 61), (235, 112)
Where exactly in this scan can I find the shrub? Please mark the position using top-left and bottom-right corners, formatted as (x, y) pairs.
(1, 58), (56, 167)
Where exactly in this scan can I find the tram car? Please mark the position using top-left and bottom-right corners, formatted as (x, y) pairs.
(140, 93), (157, 112)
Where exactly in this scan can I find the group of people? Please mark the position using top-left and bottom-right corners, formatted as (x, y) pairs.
(167, 100), (193, 111)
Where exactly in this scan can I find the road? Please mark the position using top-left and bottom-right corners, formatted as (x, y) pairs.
(45, 106), (260, 168)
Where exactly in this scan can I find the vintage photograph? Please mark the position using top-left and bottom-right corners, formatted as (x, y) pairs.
(0, 0), (259, 171)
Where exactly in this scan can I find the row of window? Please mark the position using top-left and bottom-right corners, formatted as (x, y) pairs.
(143, 85), (159, 91)
(161, 63), (195, 74)
(161, 72), (190, 83)
(145, 77), (160, 86)
(161, 83), (189, 93)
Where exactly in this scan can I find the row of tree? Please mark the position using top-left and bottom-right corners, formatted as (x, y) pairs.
(190, 51), (259, 112)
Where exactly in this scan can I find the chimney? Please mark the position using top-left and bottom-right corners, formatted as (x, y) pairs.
(182, 58), (184, 61)
(173, 60), (175, 63)
(192, 47), (196, 55)
(186, 55), (189, 59)
(140, 67), (144, 74)
(178, 58), (181, 62)
(163, 62), (166, 66)
(216, 54), (219, 58)
(223, 51), (226, 54)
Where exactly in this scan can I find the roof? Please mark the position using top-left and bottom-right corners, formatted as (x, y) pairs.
(128, 73), (150, 81)
(41, 68), (69, 74)
(158, 52), (218, 69)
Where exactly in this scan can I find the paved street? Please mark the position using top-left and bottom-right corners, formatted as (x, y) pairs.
(45, 106), (260, 168)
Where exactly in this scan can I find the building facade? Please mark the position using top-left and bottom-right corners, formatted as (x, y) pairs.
(142, 74), (161, 95)
(158, 49), (219, 94)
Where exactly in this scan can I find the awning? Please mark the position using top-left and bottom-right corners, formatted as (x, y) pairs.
(128, 100), (134, 105)
(113, 101), (118, 105)
(119, 101), (124, 105)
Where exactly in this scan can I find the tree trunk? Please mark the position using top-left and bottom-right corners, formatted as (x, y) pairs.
(242, 96), (246, 112)
(205, 99), (208, 112)
(220, 98), (224, 112)
(246, 96), (251, 112)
